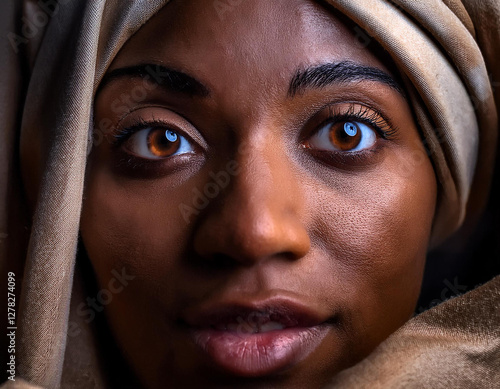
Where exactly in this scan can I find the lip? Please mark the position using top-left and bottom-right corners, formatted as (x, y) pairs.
(181, 296), (333, 377)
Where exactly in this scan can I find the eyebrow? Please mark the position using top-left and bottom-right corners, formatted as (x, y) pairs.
(97, 64), (210, 97)
(288, 61), (405, 98)
(99, 62), (403, 101)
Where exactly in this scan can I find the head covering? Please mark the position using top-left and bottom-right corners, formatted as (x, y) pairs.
(0, 0), (498, 387)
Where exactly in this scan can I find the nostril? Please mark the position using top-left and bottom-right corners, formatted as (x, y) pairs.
(194, 251), (303, 271)
(280, 250), (304, 262)
(190, 252), (240, 272)
(208, 253), (240, 268)
(190, 169), (310, 265)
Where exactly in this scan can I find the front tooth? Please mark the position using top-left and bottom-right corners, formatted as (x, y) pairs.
(259, 321), (285, 333)
(224, 321), (256, 334)
(237, 317), (259, 334)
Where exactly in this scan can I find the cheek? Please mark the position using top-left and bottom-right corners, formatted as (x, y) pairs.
(79, 159), (201, 371)
(311, 151), (436, 347)
(80, 159), (194, 306)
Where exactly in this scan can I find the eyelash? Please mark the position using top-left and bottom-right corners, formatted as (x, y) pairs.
(109, 104), (397, 171)
(111, 117), (178, 147)
(318, 104), (399, 141)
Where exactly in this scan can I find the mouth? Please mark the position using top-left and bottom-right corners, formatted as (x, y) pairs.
(180, 297), (333, 377)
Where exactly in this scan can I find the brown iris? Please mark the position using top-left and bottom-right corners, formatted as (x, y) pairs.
(147, 128), (181, 157)
(329, 122), (362, 151)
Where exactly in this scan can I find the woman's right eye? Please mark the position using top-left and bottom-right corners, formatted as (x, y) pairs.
(122, 126), (195, 160)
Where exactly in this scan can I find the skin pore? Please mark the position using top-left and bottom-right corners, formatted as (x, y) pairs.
(80, 0), (437, 388)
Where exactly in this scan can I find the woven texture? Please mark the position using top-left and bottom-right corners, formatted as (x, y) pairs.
(0, 0), (498, 387)
(328, 275), (500, 388)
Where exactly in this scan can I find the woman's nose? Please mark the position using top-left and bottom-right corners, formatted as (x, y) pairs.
(192, 138), (310, 266)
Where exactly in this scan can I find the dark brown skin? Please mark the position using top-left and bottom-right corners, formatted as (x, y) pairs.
(80, 0), (437, 388)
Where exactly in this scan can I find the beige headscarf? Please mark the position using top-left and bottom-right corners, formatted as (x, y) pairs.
(0, 0), (498, 388)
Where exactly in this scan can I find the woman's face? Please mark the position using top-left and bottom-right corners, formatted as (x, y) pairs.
(81, 0), (436, 387)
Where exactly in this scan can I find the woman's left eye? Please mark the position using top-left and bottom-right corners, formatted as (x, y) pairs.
(122, 127), (194, 160)
(307, 121), (377, 152)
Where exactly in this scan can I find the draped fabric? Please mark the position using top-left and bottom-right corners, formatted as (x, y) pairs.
(0, 0), (498, 387)
(1, 2), (170, 387)
(329, 275), (500, 388)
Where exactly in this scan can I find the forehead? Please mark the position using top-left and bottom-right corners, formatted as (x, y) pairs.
(109, 0), (392, 92)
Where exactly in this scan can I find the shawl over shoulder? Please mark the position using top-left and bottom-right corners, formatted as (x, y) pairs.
(1, 0), (499, 387)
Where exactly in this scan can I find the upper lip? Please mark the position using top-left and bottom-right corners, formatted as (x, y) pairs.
(180, 295), (329, 330)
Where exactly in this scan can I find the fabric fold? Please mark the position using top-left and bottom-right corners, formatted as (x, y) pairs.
(0, 0), (498, 387)
(328, 275), (500, 388)
(325, 0), (498, 245)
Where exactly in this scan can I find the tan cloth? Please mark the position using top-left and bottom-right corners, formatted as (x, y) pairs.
(328, 275), (500, 388)
(0, 0), (498, 388)
(1, 380), (43, 389)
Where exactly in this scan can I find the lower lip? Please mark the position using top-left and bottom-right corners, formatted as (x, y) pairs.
(190, 325), (330, 376)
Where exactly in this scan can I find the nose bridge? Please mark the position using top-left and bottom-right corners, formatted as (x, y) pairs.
(239, 132), (287, 213)
(192, 129), (310, 264)
(230, 133), (295, 233)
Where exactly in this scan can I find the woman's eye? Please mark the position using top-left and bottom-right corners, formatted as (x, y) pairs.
(307, 121), (377, 152)
(122, 127), (194, 160)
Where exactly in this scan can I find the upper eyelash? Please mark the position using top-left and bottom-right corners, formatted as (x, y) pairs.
(109, 104), (398, 151)
(111, 117), (175, 147)
(324, 104), (399, 140)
